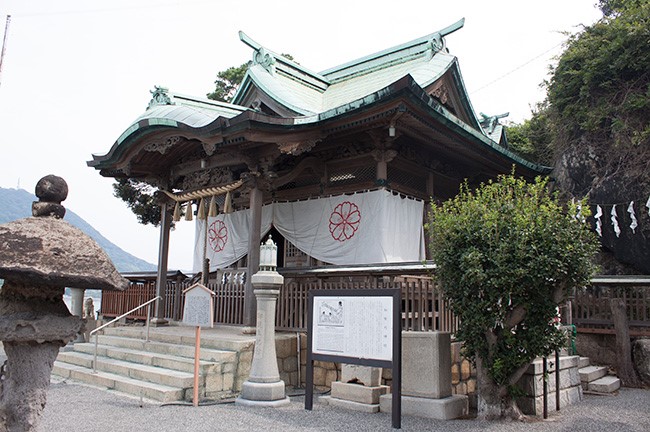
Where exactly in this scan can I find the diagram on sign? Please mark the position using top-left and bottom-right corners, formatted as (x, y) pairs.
(318, 300), (344, 326)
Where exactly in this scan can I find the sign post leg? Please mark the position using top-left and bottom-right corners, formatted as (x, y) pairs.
(193, 325), (201, 407)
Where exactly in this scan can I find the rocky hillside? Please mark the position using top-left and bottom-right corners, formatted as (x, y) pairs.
(0, 187), (155, 273)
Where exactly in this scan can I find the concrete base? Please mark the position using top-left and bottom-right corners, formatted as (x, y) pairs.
(235, 396), (290, 407)
(149, 318), (168, 327)
(331, 381), (388, 404)
(589, 376), (620, 393)
(238, 380), (288, 403)
(380, 394), (468, 420)
(321, 396), (381, 413)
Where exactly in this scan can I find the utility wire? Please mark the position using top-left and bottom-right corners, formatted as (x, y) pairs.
(470, 41), (564, 95)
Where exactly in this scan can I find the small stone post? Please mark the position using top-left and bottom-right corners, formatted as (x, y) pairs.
(236, 237), (290, 407)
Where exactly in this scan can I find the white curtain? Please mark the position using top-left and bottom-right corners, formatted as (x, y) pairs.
(193, 189), (425, 272)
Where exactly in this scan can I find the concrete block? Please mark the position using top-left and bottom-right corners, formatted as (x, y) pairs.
(331, 381), (388, 404)
(340, 364), (381, 387)
(588, 376), (620, 393)
(517, 385), (583, 415)
(402, 331), (452, 399)
(579, 357), (590, 368)
(380, 394), (468, 420)
(579, 365), (608, 382)
(321, 396), (381, 413)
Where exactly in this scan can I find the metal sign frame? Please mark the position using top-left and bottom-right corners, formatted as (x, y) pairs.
(305, 288), (401, 429)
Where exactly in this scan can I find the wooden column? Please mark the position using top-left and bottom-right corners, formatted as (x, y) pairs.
(244, 185), (263, 327)
(153, 201), (171, 325)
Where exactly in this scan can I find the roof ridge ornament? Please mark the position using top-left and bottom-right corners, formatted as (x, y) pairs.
(253, 46), (276, 74)
(147, 85), (172, 110)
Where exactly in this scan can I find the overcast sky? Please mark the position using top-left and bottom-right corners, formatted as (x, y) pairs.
(0, 0), (603, 271)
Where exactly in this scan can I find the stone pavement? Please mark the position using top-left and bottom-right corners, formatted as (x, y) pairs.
(38, 380), (650, 432)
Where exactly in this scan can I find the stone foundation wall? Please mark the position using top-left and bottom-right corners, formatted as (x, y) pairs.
(515, 355), (583, 415)
(575, 333), (617, 367)
(450, 341), (477, 407)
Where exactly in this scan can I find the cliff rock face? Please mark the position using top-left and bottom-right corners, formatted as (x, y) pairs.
(554, 145), (649, 274)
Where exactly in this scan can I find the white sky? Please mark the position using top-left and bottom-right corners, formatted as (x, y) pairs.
(0, 0), (603, 272)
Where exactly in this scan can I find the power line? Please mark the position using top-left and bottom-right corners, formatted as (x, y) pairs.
(0, 15), (10, 89)
(469, 41), (564, 95)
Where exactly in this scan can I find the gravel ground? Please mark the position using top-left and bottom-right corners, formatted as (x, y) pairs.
(39, 382), (650, 432)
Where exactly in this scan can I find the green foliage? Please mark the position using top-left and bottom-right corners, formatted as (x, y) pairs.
(112, 178), (162, 227)
(427, 174), (598, 388)
(206, 62), (249, 102)
(505, 105), (554, 165)
(541, 0), (650, 187)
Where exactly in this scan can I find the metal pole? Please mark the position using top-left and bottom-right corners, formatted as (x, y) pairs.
(146, 303), (151, 342)
(555, 350), (561, 411)
(543, 356), (548, 419)
(93, 334), (98, 374)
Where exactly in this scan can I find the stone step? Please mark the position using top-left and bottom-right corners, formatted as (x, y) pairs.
(93, 335), (237, 364)
(579, 365), (608, 383)
(52, 362), (186, 403)
(101, 326), (253, 353)
(588, 376), (621, 393)
(56, 351), (198, 389)
(70, 343), (226, 375)
(578, 357), (591, 368)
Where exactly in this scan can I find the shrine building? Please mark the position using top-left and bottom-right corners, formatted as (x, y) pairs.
(88, 19), (550, 326)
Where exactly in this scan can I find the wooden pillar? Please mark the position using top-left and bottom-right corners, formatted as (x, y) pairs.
(153, 201), (171, 325)
(244, 185), (263, 327)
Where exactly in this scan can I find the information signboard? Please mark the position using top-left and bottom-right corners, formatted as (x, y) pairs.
(305, 288), (401, 429)
(182, 283), (214, 328)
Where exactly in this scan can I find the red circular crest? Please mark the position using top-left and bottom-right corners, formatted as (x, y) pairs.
(329, 201), (361, 242)
(208, 220), (228, 252)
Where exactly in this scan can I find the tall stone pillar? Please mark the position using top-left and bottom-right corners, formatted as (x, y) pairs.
(236, 238), (290, 407)
(244, 185), (262, 327)
(153, 201), (170, 325)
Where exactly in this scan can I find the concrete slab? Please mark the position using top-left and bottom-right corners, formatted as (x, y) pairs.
(321, 396), (381, 413)
(589, 376), (620, 393)
(379, 394), (468, 420)
(579, 365), (608, 382)
(331, 381), (388, 404)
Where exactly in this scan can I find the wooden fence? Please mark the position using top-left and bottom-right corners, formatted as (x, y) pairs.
(101, 277), (458, 334)
(101, 274), (650, 336)
(572, 276), (650, 336)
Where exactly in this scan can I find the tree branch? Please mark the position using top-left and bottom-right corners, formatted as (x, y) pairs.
(504, 304), (526, 328)
(508, 362), (532, 387)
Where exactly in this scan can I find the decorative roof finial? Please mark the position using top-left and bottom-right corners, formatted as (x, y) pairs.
(148, 85), (172, 110)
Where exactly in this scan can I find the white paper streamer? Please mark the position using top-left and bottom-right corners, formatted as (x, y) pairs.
(628, 201), (638, 233)
(646, 194), (650, 217)
(595, 205), (603, 237)
(611, 205), (621, 238)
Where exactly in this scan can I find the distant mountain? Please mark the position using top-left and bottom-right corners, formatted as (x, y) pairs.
(0, 187), (156, 273)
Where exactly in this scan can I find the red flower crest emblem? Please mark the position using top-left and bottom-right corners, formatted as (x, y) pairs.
(208, 220), (228, 252)
(329, 201), (361, 242)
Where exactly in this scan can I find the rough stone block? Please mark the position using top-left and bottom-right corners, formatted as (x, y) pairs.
(579, 365), (608, 382)
(322, 396), (381, 413)
(341, 364), (381, 387)
(402, 331), (452, 399)
(331, 381), (389, 404)
(588, 376), (620, 393)
(517, 385), (583, 415)
(380, 394), (468, 420)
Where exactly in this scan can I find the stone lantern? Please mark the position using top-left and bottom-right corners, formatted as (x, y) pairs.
(0, 175), (128, 431)
(236, 236), (290, 407)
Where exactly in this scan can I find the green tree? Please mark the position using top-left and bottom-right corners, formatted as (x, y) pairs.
(206, 62), (248, 102)
(506, 104), (554, 165)
(535, 0), (650, 191)
(427, 174), (598, 420)
(112, 179), (164, 226)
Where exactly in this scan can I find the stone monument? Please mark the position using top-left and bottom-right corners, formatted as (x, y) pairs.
(235, 237), (290, 407)
(380, 331), (468, 420)
(324, 364), (390, 413)
(0, 175), (128, 431)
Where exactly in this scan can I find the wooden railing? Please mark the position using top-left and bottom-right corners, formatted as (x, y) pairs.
(100, 270), (458, 333)
(101, 272), (649, 336)
(572, 276), (650, 336)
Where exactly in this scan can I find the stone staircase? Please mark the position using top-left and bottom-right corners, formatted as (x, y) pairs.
(52, 326), (255, 403)
(578, 356), (621, 394)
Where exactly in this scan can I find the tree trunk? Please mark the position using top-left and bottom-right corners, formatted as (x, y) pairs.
(610, 298), (642, 387)
(475, 357), (525, 420)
